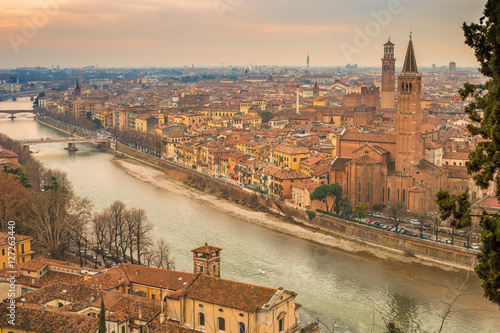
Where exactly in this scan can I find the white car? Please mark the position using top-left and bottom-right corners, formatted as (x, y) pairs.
(409, 219), (421, 225)
(471, 243), (480, 250)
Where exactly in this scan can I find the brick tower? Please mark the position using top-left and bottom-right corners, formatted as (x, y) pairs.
(192, 243), (222, 278)
(395, 36), (424, 172)
(381, 38), (396, 109)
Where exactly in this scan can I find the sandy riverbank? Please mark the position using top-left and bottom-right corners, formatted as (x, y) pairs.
(112, 156), (469, 271)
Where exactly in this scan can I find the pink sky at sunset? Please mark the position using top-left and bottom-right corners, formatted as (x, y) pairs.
(0, 0), (486, 68)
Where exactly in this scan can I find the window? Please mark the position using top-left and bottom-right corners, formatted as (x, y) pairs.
(1, 249), (4, 256)
(198, 265), (203, 273)
(58, 302), (63, 308)
(152, 294), (156, 300)
(239, 322), (246, 333)
(279, 318), (284, 332)
(122, 327), (125, 333)
(218, 317), (225, 331)
(387, 188), (390, 201)
(402, 189), (406, 203)
(21, 244), (25, 254)
(213, 265), (216, 273)
(199, 312), (205, 326)
(293, 157), (297, 162)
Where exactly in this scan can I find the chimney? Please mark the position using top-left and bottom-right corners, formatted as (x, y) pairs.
(136, 268), (140, 275)
(160, 313), (165, 324)
(31, 278), (35, 285)
(138, 306), (142, 320)
(90, 293), (95, 303)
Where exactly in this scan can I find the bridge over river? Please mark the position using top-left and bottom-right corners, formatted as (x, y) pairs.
(0, 109), (36, 119)
(19, 136), (109, 151)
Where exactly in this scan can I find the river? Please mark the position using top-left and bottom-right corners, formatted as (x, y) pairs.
(1, 98), (499, 333)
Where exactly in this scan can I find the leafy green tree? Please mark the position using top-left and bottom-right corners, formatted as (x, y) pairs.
(435, 190), (471, 246)
(309, 184), (342, 212)
(475, 213), (500, 305)
(338, 196), (353, 217)
(461, 0), (500, 307)
(98, 297), (106, 333)
(2, 166), (32, 189)
(259, 111), (274, 123)
(353, 203), (369, 220)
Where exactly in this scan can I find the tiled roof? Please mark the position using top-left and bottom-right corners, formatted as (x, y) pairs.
(444, 165), (469, 179)
(351, 155), (380, 165)
(443, 151), (469, 160)
(272, 144), (310, 155)
(121, 264), (196, 290)
(331, 157), (351, 171)
(12, 257), (69, 272)
(341, 130), (396, 144)
(172, 274), (280, 312)
(477, 196), (500, 209)
(0, 232), (31, 246)
(0, 302), (98, 332)
(192, 244), (222, 255)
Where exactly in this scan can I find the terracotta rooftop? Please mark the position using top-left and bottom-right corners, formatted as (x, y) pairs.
(170, 274), (286, 312)
(0, 302), (98, 332)
(191, 244), (222, 255)
(0, 232), (31, 246)
(342, 130), (396, 144)
(477, 196), (500, 210)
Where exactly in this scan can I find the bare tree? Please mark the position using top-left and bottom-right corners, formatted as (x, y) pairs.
(152, 238), (175, 270)
(27, 188), (92, 260)
(128, 208), (153, 265)
(107, 201), (128, 257)
(385, 201), (407, 233)
(92, 213), (109, 265)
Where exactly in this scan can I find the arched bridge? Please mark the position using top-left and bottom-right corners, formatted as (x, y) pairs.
(0, 110), (36, 119)
(19, 137), (109, 152)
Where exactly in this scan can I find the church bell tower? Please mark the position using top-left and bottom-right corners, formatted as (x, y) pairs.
(192, 243), (222, 278)
(381, 38), (396, 109)
(395, 35), (424, 173)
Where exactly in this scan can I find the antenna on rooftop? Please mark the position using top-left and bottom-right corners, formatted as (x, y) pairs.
(296, 85), (300, 115)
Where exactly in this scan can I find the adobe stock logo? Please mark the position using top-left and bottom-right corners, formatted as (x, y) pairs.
(7, 0), (71, 54)
(213, 0), (243, 21)
(340, 0), (410, 63)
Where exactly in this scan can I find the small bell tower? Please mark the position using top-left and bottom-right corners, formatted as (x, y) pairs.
(192, 243), (222, 278)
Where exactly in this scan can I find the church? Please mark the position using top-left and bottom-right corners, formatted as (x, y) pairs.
(331, 37), (457, 213)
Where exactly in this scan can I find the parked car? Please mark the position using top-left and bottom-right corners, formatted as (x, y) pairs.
(471, 243), (480, 250)
(417, 234), (428, 240)
(409, 219), (421, 225)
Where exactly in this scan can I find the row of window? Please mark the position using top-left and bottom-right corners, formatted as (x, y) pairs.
(198, 313), (285, 333)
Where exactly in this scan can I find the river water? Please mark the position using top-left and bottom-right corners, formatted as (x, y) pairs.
(1, 98), (499, 333)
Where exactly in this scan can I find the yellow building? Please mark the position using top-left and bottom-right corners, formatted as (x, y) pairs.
(0, 232), (34, 269)
(198, 107), (240, 120)
(166, 274), (310, 333)
(270, 144), (310, 172)
(96, 108), (114, 128)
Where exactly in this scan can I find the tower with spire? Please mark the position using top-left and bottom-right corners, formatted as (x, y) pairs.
(395, 35), (424, 173)
(381, 38), (396, 109)
(307, 52), (310, 72)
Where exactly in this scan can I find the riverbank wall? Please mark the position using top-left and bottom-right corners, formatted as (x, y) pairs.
(34, 116), (478, 268)
(114, 141), (478, 268)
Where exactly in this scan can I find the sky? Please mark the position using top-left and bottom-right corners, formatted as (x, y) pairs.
(0, 0), (486, 69)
